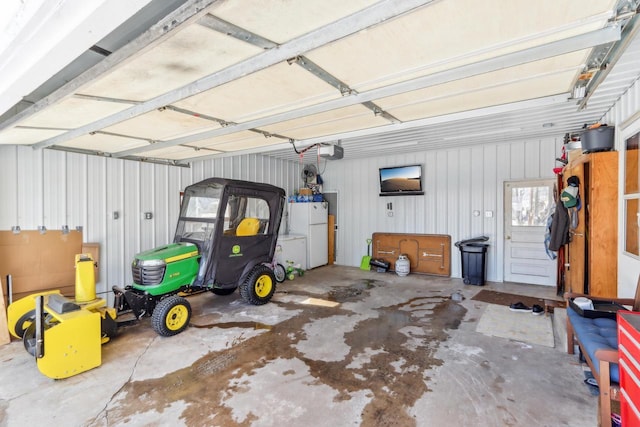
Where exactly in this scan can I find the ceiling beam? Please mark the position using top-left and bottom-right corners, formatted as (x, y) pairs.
(0, 0), (221, 132)
(46, 145), (191, 167)
(116, 25), (620, 157)
(197, 14), (278, 49)
(32, 0), (437, 151)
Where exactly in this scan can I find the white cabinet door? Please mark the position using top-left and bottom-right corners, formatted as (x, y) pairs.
(308, 223), (328, 268)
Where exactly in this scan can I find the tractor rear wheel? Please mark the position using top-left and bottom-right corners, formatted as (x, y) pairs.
(239, 265), (276, 305)
(151, 295), (192, 337)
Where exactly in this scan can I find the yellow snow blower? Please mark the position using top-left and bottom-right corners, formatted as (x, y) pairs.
(7, 254), (117, 379)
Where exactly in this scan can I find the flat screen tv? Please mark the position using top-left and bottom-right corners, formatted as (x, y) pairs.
(379, 164), (424, 196)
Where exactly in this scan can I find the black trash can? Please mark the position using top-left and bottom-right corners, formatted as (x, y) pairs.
(455, 237), (489, 286)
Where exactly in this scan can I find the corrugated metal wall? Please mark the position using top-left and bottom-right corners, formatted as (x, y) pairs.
(604, 75), (640, 297)
(321, 138), (563, 282)
(0, 146), (301, 298)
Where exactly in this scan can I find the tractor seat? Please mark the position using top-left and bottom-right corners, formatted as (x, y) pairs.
(236, 218), (260, 236)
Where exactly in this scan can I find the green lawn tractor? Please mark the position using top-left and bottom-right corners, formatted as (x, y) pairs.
(113, 177), (286, 336)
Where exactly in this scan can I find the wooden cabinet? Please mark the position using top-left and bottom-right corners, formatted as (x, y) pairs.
(564, 151), (618, 297)
(371, 233), (451, 276)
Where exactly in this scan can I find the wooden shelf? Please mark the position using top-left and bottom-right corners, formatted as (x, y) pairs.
(371, 233), (451, 276)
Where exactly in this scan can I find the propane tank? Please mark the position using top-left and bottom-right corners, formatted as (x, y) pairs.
(395, 254), (410, 277)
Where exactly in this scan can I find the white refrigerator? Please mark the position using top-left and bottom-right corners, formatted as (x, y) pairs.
(288, 202), (328, 269)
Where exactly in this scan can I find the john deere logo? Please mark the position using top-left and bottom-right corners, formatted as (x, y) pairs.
(230, 245), (242, 257)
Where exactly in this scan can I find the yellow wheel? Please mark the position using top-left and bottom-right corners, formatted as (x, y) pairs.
(255, 274), (273, 298)
(151, 295), (192, 336)
(240, 265), (276, 305)
(165, 305), (188, 330)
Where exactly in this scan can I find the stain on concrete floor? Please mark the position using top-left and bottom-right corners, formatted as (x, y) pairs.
(88, 282), (466, 427)
(328, 279), (380, 302)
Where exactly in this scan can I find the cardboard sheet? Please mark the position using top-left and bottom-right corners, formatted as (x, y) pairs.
(0, 230), (85, 302)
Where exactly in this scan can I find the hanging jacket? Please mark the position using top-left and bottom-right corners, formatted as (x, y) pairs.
(549, 201), (570, 251)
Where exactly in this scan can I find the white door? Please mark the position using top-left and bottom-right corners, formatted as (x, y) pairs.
(504, 180), (557, 286)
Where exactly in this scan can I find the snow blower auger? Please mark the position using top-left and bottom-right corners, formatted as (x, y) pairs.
(7, 254), (117, 379)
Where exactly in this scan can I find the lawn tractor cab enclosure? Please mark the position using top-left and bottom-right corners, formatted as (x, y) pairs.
(114, 178), (286, 336)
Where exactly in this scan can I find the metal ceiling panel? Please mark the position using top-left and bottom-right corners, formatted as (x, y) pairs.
(102, 108), (219, 141)
(138, 144), (221, 160)
(194, 130), (287, 151)
(377, 52), (587, 120)
(0, 128), (64, 145)
(209, 0), (379, 44)
(387, 70), (578, 121)
(304, 0), (614, 92)
(173, 62), (339, 123)
(109, 23), (622, 159)
(18, 97), (132, 129)
(261, 104), (388, 140)
(56, 133), (148, 152)
(79, 24), (262, 102)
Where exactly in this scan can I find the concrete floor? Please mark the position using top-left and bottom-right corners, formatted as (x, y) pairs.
(0, 265), (597, 427)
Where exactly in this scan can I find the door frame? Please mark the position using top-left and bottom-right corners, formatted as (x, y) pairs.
(323, 190), (339, 263)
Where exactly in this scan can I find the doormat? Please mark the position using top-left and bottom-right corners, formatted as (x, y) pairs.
(471, 289), (559, 311)
(476, 303), (555, 348)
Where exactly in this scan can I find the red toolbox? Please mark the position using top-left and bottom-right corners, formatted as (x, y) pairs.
(618, 311), (640, 426)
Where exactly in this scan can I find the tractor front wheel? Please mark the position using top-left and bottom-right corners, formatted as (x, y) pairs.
(240, 265), (276, 305)
(151, 295), (192, 337)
